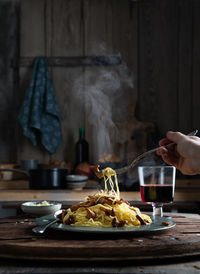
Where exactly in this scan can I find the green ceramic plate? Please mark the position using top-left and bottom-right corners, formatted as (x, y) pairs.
(35, 214), (175, 234)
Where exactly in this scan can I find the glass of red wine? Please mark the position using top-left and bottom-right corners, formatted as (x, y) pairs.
(138, 166), (176, 218)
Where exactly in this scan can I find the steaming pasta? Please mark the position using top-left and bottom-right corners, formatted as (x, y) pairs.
(61, 167), (152, 227)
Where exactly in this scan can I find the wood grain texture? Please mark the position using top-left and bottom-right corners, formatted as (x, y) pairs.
(2, 0), (200, 167)
(51, 0), (84, 163)
(0, 0), (19, 162)
(0, 214), (200, 262)
(192, 0), (200, 130)
(138, 0), (179, 134)
(178, 0), (193, 132)
(18, 0), (48, 163)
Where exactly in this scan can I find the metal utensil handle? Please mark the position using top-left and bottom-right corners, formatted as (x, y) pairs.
(115, 130), (198, 175)
(188, 129), (198, 136)
(32, 219), (58, 234)
(0, 168), (29, 176)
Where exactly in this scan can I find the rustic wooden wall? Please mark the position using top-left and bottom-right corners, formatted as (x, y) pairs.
(1, 0), (200, 167)
(137, 0), (200, 136)
(18, 0), (139, 165)
(0, 0), (19, 163)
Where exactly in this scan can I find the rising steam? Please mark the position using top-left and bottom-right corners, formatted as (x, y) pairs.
(72, 45), (134, 162)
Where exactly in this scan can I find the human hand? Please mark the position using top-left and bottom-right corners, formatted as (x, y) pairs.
(157, 131), (200, 175)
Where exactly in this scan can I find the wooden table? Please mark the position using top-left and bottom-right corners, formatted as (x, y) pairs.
(0, 213), (200, 273)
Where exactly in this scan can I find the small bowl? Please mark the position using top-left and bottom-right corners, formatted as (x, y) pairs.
(21, 201), (62, 216)
(0, 163), (17, 180)
(66, 175), (88, 190)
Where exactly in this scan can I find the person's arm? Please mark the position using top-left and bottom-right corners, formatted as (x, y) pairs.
(157, 131), (200, 175)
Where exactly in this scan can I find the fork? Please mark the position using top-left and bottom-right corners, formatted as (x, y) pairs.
(94, 130), (198, 177)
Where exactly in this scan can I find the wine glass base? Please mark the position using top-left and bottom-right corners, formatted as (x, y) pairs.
(152, 203), (163, 218)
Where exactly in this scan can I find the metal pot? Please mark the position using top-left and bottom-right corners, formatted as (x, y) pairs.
(0, 168), (70, 189)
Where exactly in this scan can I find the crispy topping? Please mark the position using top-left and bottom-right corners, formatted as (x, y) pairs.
(90, 165), (103, 178)
(112, 217), (127, 227)
(86, 208), (96, 219)
(61, 209), (67, 220)
(162, 221), (170, 226)
(64, 215), (75, 225)
(115, 199), (131, 206)
(70, 204), (81, 212)
(97, 196), (114, 206)
(100, 206), (115, 216)
(136, 214), (149, 225)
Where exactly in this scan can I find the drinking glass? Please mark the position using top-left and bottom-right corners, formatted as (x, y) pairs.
(138, 166), (176, 218)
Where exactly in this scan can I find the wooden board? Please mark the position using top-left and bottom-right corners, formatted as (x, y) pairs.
(0, 214), (200, 262)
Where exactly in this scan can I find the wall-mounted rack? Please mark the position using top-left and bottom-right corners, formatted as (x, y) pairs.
(12, 56), (122, 68)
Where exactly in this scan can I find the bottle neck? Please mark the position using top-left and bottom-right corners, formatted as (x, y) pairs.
(79, 128), (85, 140)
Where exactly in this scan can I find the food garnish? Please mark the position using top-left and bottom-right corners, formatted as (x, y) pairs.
(162, 221), (170, 226)
(28, 201), (53, 207)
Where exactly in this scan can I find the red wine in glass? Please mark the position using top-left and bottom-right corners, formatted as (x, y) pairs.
(140, 184), (174, 203)
(138, 166), (176, 218)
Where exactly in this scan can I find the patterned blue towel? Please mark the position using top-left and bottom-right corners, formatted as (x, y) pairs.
(18, 57), (62, 154)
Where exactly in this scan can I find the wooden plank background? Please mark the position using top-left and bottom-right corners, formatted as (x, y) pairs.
(0, 0), (200, 169)
(0, 0), (19, 163)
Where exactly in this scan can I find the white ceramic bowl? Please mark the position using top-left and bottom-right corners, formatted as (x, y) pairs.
(21, 201), (62, 216)
(66, 175), (88, 190)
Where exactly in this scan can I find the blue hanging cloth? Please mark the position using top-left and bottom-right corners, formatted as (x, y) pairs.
(18, 57), (62, 154)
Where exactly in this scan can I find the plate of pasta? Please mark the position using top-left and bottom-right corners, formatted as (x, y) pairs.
(35, 167), (175, 234)
(36, 212), (175, 234)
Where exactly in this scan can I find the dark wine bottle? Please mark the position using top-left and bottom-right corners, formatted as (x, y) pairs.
(75, 127), (89, 165)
